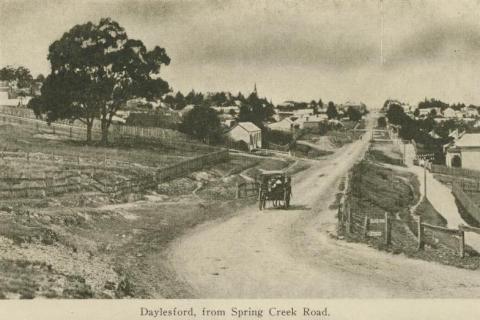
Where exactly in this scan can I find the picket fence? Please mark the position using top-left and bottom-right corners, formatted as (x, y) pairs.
(452, 183), (480, 224)
(156, 150), (229, 183)
(430, 164), (480, 180)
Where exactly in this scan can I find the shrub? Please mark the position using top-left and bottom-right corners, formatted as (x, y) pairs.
(115, 276), (135, 298)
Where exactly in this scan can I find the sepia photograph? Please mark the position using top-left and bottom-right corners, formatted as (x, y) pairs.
(1, 0), (480, 314)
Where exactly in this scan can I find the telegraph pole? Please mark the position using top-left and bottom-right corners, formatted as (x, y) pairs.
(424, 159), (427, 199)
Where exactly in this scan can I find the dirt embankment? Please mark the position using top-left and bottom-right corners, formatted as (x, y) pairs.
(341, 142), (480, 269)
(0, 147), (309, 298)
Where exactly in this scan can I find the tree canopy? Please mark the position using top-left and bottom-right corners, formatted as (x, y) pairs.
(0, 65), (34, 88)
(326, 101), (338, 119)
(38, 17), (170, 143)
(179, 106), (222, 144)
(238, 92), (274, 129)
(347, 106), (362, 122)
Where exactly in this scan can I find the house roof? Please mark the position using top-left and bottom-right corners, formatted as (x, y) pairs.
(456, 133), (480, 147)
(281, 117), (294, 124)
(237, 122), (261, 132)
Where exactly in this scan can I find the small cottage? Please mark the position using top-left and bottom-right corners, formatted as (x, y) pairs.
(446, 133), (480, 170)
(268, 117), (295, 132)
(227, 122), (262, 151)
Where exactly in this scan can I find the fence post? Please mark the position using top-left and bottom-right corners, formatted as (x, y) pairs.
(459, 229), (465, 258)
(77, 154), (80, 165)
(51, 152), (55, 162)
(363, 216), (369, 239)
(27, 152), (30, 163)
(385, 212), (391, 246)
(417, 216), (424, 250)
(236, 182), (240, 199)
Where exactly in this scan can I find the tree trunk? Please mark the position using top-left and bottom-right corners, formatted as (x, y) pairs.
(101, 119), (108, 145)
(86, 121), (93, 143)
(101, 118), (112, 145)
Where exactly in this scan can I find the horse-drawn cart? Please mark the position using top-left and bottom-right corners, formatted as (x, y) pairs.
(257, 171), (291, 210)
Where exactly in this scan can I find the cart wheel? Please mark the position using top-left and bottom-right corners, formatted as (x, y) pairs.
(284, 193), (290, 209)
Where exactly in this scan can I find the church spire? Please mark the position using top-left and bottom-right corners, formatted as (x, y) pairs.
(253, 82), (258, 96)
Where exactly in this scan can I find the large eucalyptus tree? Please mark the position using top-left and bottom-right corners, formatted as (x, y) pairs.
(42, 18), (171, 143)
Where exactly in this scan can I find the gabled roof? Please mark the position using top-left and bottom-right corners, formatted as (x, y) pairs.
(456, 133), (480, 147)
(280, 117), (294, 124)
(237, 122), (261, 132)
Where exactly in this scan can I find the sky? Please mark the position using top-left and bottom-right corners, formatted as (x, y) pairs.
(1, 0), (480, 108)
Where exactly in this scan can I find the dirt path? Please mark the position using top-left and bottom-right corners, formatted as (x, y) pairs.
(403, 143), (480, 252)
(169, 119), (480, 298)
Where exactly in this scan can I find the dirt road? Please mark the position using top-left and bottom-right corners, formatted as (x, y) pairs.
(169, 119), (480, 298)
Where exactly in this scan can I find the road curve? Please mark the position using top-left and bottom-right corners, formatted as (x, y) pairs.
(169, 119), (480, 298)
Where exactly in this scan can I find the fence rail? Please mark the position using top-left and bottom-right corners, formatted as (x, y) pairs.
(0, 169), (83, 199)
(452, 183), (480, 224)
(0, 106), (231, 198)
(236, 181), (259, 198)
(156, 150), (229, 184)
(430, 164), (480, 180)
(0, 106), (215, 153)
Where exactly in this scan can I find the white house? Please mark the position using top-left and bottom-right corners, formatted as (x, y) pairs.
(268, 117), (295, 132)
(418, 107), (441, 117)
(446, 133), (480, 170)
(442, 107), (456, 118)
(455, 110), (465, 119)
(0, 81), (9, 101)
(177, 104), (195, 118)
(293, 114), (328, 129)
(293, 108), (314, 118)
(465, 107), (479, 118)
(227, 122), (262, 151)
(212, 105), (240, 114)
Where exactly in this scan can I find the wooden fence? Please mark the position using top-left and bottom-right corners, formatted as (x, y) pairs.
(430, 164), (480, 180)
(0, 113), (101, 140)
(452, 183), (480, 224)
(110, 124), (188, 143)
(267, 142), (290, 153)
(236, 181), (259, 199)
(0, 170), (83, 199)
(0, 150), (155, 175)
(156, 149), (229, 183)
(90, 150), (229, 196)
(414, 215), (466, 257)
(0, 106), (211, 152)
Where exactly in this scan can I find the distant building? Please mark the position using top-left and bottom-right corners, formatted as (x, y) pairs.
(418, 107), (441, 117)
(293, 108), (313, 118)
(268, 117), (295, 132)
(212, 105), (239, 114)
(177, 104), (195, 118)
(227, 122), (262, 151)
(0, 81), (9, 101)
(442, 107), (456, 118)
(293, 114), (328, 129)
(340, 101), (367, 114)
(31, 81), (43, 96)
(446, 133), (480, 170)
(465, 107), (479, 118)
